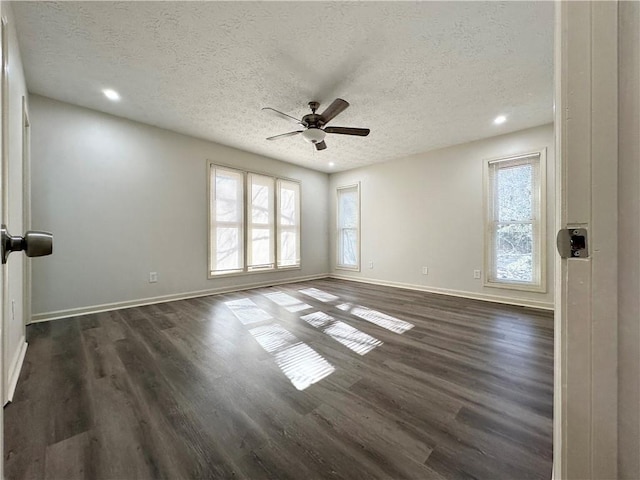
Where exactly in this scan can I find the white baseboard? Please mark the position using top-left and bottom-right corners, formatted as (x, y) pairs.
(29, 270), (552, 325)
(29, 273), (331, 324)
(6, 339), (28, 404)
(329, 274), (554, 311)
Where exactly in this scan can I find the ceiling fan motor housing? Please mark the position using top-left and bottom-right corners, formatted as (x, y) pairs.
(301, 113), (324, 128)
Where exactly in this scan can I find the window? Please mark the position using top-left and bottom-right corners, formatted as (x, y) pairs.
(248, 173), (275, 271)
(210, 166), (244, 274)
(484, 150), (546, 291)
(337, 183), (360, 270)
(209, 163), (300, 276)
(277, 179), (301, 268)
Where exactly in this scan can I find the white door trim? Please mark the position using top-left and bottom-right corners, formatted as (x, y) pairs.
(0, 7), (7, 480)
(554, 2), (619, 478)
(22, 96), (30, 326)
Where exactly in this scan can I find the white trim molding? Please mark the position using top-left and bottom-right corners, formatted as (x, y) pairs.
(30, 269), (554, 326)
(6, 339), (27, 404)
(336, 182), (361, 271)
(483, 148), (547, 293)
(330, 273), (554, 311)
(208, 161), (302, 278)
(30, 273), (329, 323)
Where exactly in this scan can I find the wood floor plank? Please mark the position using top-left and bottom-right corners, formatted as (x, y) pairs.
(4, 278), (553, 480)
(46, 319), (93, 446)
(115, 335), (243, 478)
(44, 432), (94, 480)
(4, 323), (53, 480)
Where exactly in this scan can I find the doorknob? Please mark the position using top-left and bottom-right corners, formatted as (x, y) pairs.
(1, 224), (53, 264)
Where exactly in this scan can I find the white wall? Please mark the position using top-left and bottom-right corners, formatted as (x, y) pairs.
(29, 95), (329, 319)
(328, 124), (554, 309)
(618, 1), (640, 477)
(2, 2), (28, 402)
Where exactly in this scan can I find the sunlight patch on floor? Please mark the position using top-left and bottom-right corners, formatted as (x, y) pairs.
(249, 323), (334, 390)
(299, 287), (339, 303)
(336, 303), (414, 334)
(249, 323), (299, 353)
(225, 298), (273, 325)
(263, 291), (312, 312)
(301, 311), (383, 355)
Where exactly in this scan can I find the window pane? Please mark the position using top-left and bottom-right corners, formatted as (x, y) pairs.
(280, 187), (297, 226)
(251, 228), (271, 266)
(340, 229), (358, 266)
(339, 190), (358, 228)
(215, 227), (242, 270)
(250, 176), (272, 225)
(280, 230), (297, 266)
(497, 163), (533, 222)
(215, 172), (242, 222)
(496, 223), (533, 282)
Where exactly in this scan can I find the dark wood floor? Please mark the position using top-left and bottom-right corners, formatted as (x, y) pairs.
(4, 279), (553, 480)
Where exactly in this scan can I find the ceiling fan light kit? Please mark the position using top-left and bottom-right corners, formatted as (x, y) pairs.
(301, 128), (326, 144)
(262, 98), (370, 151)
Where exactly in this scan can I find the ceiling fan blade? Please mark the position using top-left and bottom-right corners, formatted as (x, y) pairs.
(319, 98), (349, 124)
(324, 126), (370, 137)
(315, 140), (327, 151)
(266, 131), (303, 141)
(262, 107), (302, 124)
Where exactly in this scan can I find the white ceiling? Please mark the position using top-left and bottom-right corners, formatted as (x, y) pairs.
(11, 1), (553, 173)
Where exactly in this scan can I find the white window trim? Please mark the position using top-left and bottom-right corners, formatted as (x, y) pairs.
(336, 182), (361, 271)
(276, 178), (302, 270)
(208, 161), (302, 278)
(209, 165), (245, 276)
(483, 149), (547, 293)
(247, 173), (276, 272)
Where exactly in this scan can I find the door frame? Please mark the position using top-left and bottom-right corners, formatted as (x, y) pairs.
(0, 8), (8, 480)
(553, 2), (619, 478)
(22, 96), (30, 327)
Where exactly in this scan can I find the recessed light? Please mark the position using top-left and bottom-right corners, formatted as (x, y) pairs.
(494, 115), (506, 125)
(329, 162), (335, 167)
(102, 89), (120, 101)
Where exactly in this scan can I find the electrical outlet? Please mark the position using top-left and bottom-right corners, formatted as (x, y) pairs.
(149, 272), (158, 283)
(422, 266), (428, 275)
(473, 269), (481, 279)
(369, 261), (374, 269)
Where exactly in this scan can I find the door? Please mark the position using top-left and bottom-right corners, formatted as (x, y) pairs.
(554, 2), (619, 478)
(0, 8), (51, 479)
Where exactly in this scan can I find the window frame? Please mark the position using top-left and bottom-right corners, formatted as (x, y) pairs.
(247, 172), (276, 272)
(208, 161), (302, 278)
(336, 182), (361, 271)
(209, 165), (245, 276)
(483, 149), (547, 293)
(276, 179), (302, 270)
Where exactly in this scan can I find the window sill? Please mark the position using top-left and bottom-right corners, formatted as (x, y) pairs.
(484, 279), (547, 294)
(335, 265), (360, 272)
(208, 266), (301, 280)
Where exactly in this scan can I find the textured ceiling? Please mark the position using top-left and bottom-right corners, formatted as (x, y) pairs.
(11, 1), (553, 173)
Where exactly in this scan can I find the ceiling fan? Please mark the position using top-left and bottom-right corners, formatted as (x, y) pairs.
(262, 98), (370, 151)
